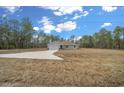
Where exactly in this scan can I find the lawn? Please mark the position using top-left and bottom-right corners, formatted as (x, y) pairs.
(0, 48), (124, 86)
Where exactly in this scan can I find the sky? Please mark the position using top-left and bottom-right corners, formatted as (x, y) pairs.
(0, 6), (124, 39)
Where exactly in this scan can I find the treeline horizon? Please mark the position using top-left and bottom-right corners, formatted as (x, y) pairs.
(0, 17), (124, 49)
(0, 17), (64, 49)
(75, 27), (124, 49)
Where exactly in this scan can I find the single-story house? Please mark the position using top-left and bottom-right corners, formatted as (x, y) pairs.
(47, 41), (79, 50)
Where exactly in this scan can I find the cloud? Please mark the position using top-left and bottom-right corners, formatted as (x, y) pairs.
(43, 24), (55, 33)
(72, 14), (82, 20)
(33, 27), (40, 31)
(39, 16), (55, 33)
(1, 6), (21, 14)
(77, 36), (82, 40)
(74, 36), (82, 41)
(38, 16), (77, 33)
(72, 10), (89, 20)
(101, 23), (112, 28)
(55, 21), (77, 32)
(40, 6), (83, 16)
(2, 14), (7, 18)
(39, 6), (59, 10)
(102, 6), (117, 12)
(89, 8), (93, 11)
(82, 11), (89, 16)
(53, 11), (63, 16)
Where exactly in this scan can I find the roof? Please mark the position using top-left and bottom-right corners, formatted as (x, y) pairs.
(59, 41), (76, 45)
(49, 41), (76, 45)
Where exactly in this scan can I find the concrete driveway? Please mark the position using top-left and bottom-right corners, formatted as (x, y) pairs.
(0, 50), (63, 60)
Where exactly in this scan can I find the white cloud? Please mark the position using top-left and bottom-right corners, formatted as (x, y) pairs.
(1, 6), (20, 14)
(40, 6), (83, 16)
(77, 36), (82, 40)
(39, 16), (55, 33)
(57, 7), (83, 15)
(82, 11), (89, 16)
(89, 8), (93, 11)
(74, 36), (82, 41)
(43, 24), (55, 33)
(38, 16), (77, 33)
(55, 21), (77, 32)
(72, 14), (81, 20)
(33, 27), (40, 31)
(101, 23), (112, 28)
(39, 6), (60, 10)
(2, 14), (7, 18)
(72, 10), (89, 20)
(102, 6), (117, 12)
(53, 11), (63, 16)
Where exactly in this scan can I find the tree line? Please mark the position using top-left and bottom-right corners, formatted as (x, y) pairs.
(75, 27), (124, 49)
(0, 17), (62, 49)
(0, 17), (124, 49)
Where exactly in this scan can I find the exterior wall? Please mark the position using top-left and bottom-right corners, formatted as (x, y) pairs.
(75, 44), (79, 49)
(47, 43), (60, 50)
(61, 45), (77, 49)
(47, 42), (79, 50)
(68, 45), (75, 49)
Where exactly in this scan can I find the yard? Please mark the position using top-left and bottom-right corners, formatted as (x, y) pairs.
(0, 48), (124, 86)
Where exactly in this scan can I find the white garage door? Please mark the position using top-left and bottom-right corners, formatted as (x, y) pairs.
(48, 44), (60, 50)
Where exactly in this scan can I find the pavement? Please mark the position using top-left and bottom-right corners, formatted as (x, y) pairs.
(0, 50), (63, 60)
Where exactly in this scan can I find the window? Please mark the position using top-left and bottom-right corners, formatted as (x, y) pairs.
(66, 45), (68, 48)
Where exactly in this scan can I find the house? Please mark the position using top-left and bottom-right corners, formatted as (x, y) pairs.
(47, 41), (79, 50)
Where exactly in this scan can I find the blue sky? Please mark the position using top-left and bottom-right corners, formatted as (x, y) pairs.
(0, 6), (124, 39)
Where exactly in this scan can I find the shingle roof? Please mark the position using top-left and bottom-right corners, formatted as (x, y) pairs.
(59, 41), (76, 45)
(50, 41), (76, 45)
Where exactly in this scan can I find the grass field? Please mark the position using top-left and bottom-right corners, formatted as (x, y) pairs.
(0, 48), (47, 54)
(0, 48), (124, 86)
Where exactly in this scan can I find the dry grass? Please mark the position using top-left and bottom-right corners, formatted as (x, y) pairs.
(0, 48), (124, 86)
(0, 48), (47, 54)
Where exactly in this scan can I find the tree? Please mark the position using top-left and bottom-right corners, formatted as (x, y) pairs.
(0, 17), (10, 49)
(88, 36), (94, 48)
(8, 19), (21, 48)
(21, 17), (33, 48)
(113, 26), (121, 49)
(70, 35), (75, 43)
(93, 28), (113, 48)
(80, 35), (94, 48)
(121, 28), (124, 49)
(0, 17), (63, 49)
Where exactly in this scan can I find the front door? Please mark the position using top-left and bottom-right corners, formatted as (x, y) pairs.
(60, 45), (62, 49)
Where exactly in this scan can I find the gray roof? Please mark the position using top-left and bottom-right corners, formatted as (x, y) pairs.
(49, 41), (76, 45)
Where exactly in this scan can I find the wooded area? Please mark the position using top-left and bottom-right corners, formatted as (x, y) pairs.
(0, 17), (124, 49)
(0, 17), (62, 49)
(77, 27), (124, 49)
